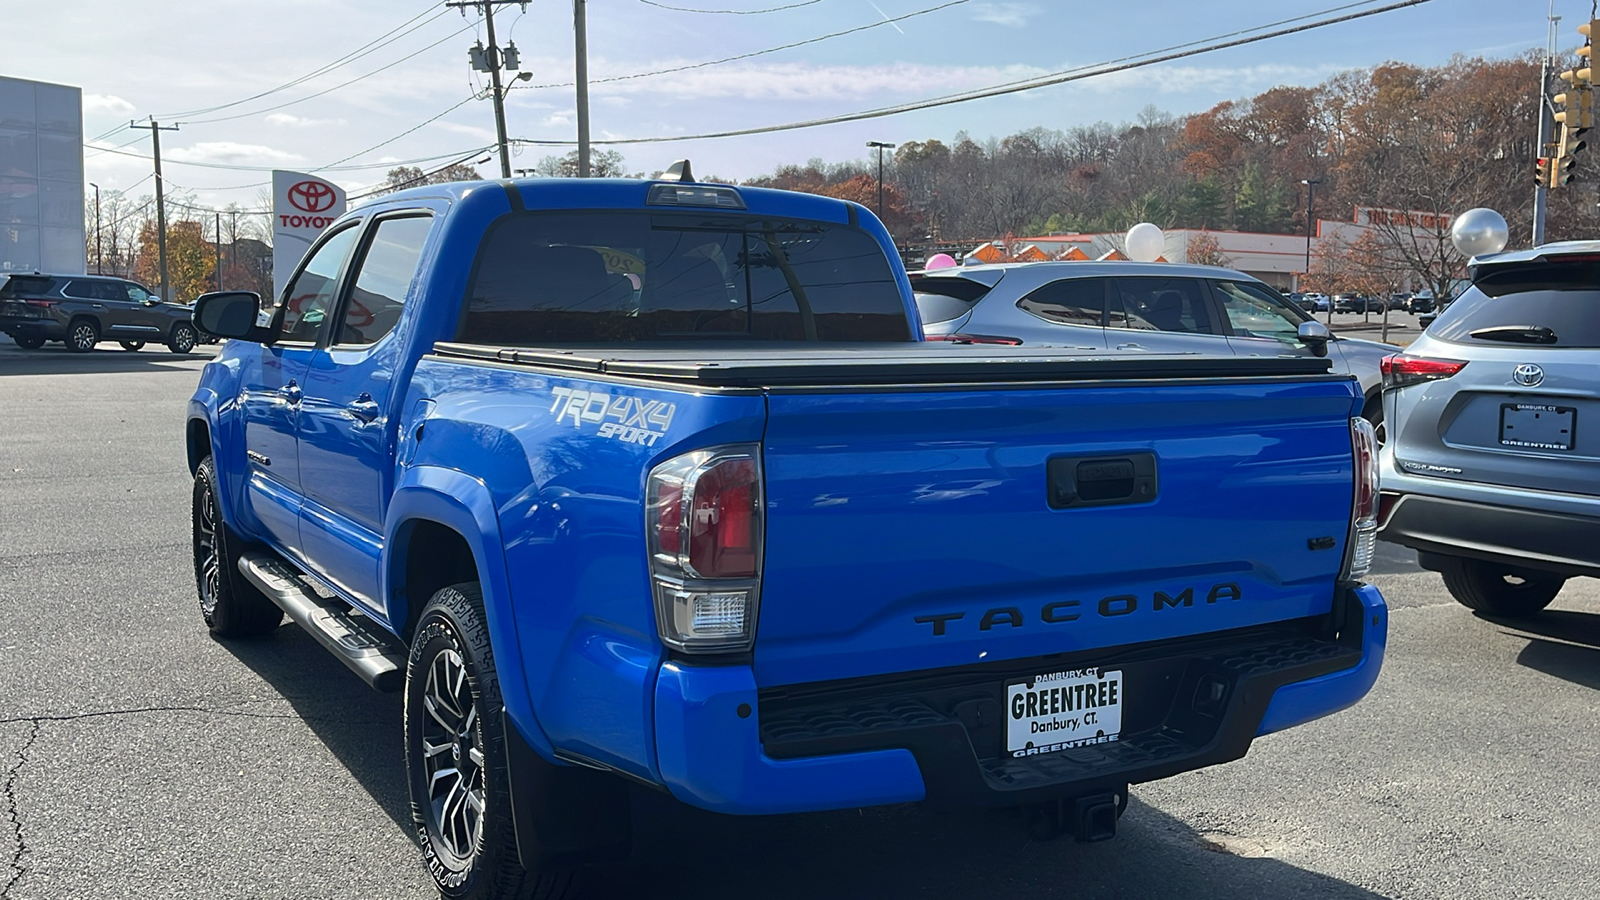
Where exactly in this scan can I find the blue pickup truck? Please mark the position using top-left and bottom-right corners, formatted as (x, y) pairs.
(187, 168), (1385, 899)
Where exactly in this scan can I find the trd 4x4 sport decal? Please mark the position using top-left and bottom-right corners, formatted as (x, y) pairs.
(549, 386), (676, 446)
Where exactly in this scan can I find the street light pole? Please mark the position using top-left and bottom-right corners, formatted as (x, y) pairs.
(866, 141), (895, 220)
(89, 182), (101, 274)
(1301, 177), (1324, 322)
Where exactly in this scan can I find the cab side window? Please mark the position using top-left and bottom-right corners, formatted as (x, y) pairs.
(280, 225), (361, 343)
(336, 216), (432, 346)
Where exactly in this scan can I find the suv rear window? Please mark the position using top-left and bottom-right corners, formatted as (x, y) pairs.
(912, 274), (995, 325)
(0, 275), (53, 297)
(1430, 262), (1600, 347)
(461, 212), (910, 344)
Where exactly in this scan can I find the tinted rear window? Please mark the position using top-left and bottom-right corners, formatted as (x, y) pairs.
(461, 212), (910, 344)
(911, 275), (994, 325)
(0, 275), (53, 297)
(1431, 263), (1600, 348)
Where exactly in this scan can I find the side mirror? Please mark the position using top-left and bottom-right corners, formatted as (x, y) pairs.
(194, 291), (275, 343)
(1298, 320), (1331, 358)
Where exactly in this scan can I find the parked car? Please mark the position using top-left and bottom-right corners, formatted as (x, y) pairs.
(1404, 294), (1436, 315)
(1379, 241), (1600, 616)
(185, 173), (1386, 897)
(1386, 293), (1413, 312)
(912, 262), (1397, 423)
(0, 272), (200, 353)
(1332, 294), (1381, 314)
(1299, 291), (1330, 311)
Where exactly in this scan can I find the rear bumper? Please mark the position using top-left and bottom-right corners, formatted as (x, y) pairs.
(0, 318), (64, 338)
(1380, 491), (1600, 577)
(651, 584), (1385, 814)
(1378, 454), (1600, 576)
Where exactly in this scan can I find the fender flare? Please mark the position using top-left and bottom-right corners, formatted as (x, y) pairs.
(385, 465), (556, 758)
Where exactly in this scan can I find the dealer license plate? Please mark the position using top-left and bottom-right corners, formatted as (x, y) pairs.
(1500, 403), (1575, 451)
(1006, 668), (1123, 757)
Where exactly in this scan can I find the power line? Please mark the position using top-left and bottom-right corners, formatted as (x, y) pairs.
(348, 147), (495, 200)
(177, 21), (476, 126)
(318, 98), (482, 168)
(517, 0), (970, 90)
(158, 2), (450, 119)
(512, 0), (1430, 146)
(638, 0), (822, 13)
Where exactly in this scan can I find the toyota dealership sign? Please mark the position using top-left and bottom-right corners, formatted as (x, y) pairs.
(271, 170), (347, 303)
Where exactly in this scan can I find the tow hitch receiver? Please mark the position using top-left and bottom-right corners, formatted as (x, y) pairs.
(1025, 788), (1126, 842)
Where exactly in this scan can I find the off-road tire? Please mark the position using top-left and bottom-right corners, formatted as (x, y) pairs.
(67, 318), (99, 352)
(405, 584), (578, 900)
(1438, 555), (1565, 617)
(192, 456), (283, 637)
(119, 340), (146, 351)
(168, 323), (199, 354)
(12, 334), (45, 350)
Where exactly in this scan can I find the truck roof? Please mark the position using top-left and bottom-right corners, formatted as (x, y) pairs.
(365, 176), (861, 224)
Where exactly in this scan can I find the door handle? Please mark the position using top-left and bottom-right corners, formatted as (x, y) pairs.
(280, 380), (302, 405)
(346, 394), (381, 424)
(91, 303), (105, 309)
(1116, 343), (1145, 350)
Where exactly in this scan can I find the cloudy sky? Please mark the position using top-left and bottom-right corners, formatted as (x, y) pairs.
(2, 0), (1557, 212)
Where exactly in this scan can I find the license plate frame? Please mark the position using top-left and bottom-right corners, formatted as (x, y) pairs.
(1005, 668), (1123, 757)
(1499, 403), (1575, 451)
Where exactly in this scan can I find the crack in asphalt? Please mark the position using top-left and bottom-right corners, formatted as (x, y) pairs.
(1, 721), (39, 900)
(0, 702), (391, 898)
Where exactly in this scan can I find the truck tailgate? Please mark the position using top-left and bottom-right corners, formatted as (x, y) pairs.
(754, 378), (1359, 687)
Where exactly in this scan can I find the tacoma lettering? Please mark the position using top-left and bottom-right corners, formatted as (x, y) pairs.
(915, 582), (1243, 634)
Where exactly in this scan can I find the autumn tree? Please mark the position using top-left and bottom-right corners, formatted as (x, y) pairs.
(533, 149), (629, 178)
(1186, 231), (1232, 268)
(133, 219), (215, 302)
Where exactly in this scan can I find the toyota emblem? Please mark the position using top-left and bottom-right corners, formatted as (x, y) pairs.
(1512, 363), (1545, 387)
(287, 180), (337, 213)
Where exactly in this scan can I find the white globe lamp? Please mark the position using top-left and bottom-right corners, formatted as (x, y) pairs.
(1126, 222), (1165, 262)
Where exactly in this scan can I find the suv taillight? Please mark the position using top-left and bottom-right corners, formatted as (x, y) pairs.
(1341, 417), (1379, 581)
(647, 444), (763, 652)
(1381, 354), (1466, 391)
(22, 299), (55, 308)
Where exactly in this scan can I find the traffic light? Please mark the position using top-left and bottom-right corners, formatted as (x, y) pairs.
(1537, 154), (1554, 188)
(1550, 20), (1600, 187)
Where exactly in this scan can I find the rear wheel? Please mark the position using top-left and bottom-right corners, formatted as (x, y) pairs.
(168, 322), (199, 354)
(406, 584), (579, 900)
(118, 340), (146, 351)
(192, 456), (283, 637)
(12, 334), (45, 350)
(1438, 555), (1565, 617)
(67, 319), (99, 352)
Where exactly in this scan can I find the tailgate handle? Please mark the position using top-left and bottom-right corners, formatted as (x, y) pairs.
(1049, 453), (1157, 509)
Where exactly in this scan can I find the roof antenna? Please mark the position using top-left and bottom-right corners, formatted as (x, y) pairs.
(659, 159), (695, 183)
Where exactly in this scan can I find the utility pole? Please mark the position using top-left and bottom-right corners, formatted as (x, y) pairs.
(129, 118), (178, 300)
(215, 211), (223, 292)
(89, 182), (101, 274)
(1535, 2), (1559, 246)
(450, 0), (528, 178)
(574, 0), (591, 177)
(866, 141), (896, 220)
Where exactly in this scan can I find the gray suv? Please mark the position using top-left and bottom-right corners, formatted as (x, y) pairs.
(0, 273), (200, 353)
(914, 261), (1398, 423)
(1378, 241), (1600, 616)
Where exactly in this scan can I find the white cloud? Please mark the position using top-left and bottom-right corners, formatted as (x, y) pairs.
(83, 93), (136, 115)
(971, 3), (1040, 27)
(264, 112), (346, 128)
(432, 121), (496, 141)
(166, 142), (305, 165)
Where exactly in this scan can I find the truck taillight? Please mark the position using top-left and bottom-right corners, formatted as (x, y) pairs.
(1341, 417), (1379, 581)
(1380, 354), (1466, 391)
(647, 444), (763, 653)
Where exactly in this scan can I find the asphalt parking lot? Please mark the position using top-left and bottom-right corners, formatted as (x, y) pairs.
(2, 340), (1597, 900)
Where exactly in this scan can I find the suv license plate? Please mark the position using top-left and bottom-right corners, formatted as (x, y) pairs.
(1006, 668), (1123, 757)
(1500, 403), (1575, 451)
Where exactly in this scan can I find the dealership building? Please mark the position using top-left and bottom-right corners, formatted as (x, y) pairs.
(0, 75), (85, 274)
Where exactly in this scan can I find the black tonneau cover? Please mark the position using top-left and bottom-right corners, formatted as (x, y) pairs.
(431, 341), (1337, 388)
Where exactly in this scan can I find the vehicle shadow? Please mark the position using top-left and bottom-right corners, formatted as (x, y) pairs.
(1488, 610), (1600, 692)
(589, 794), (1387, 899)
(0, 344), (218, 376)
(216, 623), (413, 833)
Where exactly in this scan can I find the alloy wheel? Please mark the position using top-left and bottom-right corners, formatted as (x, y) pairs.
(195, 477), (221, 619)
(421, 647), (486, 866)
